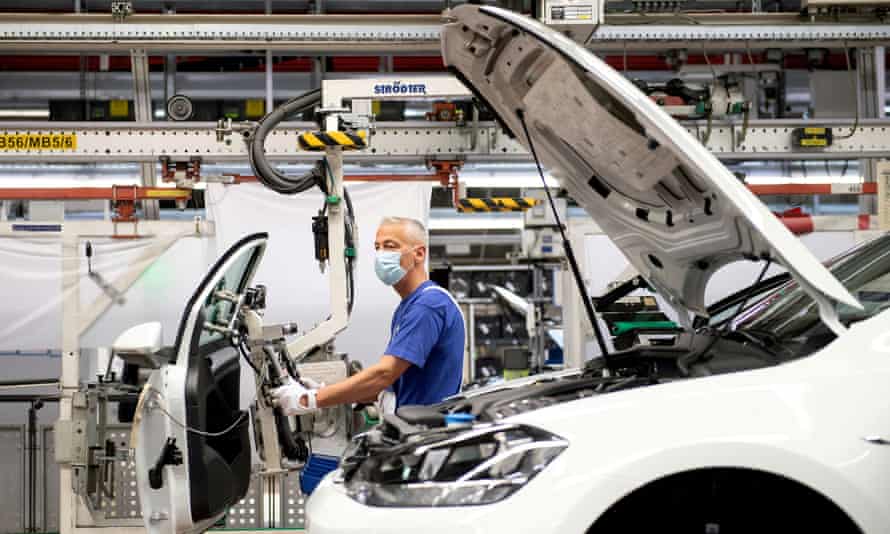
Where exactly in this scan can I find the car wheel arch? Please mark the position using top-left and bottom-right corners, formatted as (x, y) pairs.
(585, 466), (863, 534)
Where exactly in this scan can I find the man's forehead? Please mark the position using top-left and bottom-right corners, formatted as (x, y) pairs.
(376, 222), (405, 241)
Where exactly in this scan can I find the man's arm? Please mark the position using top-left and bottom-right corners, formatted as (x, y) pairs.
(313, 355), (411, 408)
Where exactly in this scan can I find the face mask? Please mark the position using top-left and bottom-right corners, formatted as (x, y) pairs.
(375, 250), (408, 286)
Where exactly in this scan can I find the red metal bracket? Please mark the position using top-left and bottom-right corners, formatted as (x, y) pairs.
(160, 156), (203, 184)
(426, 160), (463, 209)
(111, 184), (138, 223)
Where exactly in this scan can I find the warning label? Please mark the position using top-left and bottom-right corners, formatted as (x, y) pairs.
(0, 134), (77, 151)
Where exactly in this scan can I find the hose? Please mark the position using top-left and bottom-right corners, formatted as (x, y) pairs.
(248, 91), (357, 311)
(248, 89), (325, 195)
(321, 157), (357, 314)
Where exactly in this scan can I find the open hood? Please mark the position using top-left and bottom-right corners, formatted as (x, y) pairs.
(441, 6), (859, 320)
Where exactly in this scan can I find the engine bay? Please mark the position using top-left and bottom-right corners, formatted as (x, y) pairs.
(339, 326), (788, 483)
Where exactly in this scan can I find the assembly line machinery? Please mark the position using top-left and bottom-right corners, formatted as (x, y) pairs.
(35, 75), (483, 534)
(0, 2), (888, 533)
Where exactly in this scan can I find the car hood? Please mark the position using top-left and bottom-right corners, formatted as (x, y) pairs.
(441, 5), (859, 318)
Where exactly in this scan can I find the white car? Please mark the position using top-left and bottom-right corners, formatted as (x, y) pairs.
(304, 6), (890, 534)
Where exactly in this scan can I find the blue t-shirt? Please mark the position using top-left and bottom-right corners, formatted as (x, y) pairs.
(385, 280), (465, 407)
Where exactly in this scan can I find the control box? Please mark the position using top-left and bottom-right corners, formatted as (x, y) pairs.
(539, 0), (604, 24)
(522, 189), (567, 229)
(522, 227), (564, 259)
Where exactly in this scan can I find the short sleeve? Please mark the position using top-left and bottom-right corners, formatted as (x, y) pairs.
(384, 303), (443, 368)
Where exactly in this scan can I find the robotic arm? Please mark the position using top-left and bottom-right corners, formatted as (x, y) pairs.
(199, 91), (359, 474)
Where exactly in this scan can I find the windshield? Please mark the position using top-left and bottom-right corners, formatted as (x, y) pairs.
(727, 233), (890, 357)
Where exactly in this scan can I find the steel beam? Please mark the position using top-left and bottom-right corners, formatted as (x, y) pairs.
(0, 187), (189, 200)
(0, 13), (442, 53)
(130, 49), (160, 219)
(586, 23), (890, 50)
(0, 13), (887, 52)
(0, 118), (887, 163)
(692, 118), (890, 160)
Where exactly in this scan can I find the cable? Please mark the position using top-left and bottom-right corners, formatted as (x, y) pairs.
(723, 259), (772, 332)
(625, 11), (703, 25)
(678, 258), (775, 375)
(237, 339), (263, 377)
(343, 186), (356, 314)
(247, 89), (325, 195)
(515, 109), (611, 358)
(745, 39), (757, 73)
(699, 42), (718, 145)
(149, 388), (247, 437)
(321, 156), (357, 314)
(834, 41), (860, 140)
(738, 40), (755, 145)
(701, 41), (718, 82)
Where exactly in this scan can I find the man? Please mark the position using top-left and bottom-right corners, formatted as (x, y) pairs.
(270, 216), (465, 416)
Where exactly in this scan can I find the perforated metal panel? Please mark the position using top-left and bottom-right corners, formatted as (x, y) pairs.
(0, 426), (24, 534)
(38, 422), (315, 529)
(281, 471), (307, 529)
(225, 476), (264, 529)
(41, 424), (141, 522)
(106, 426), (142, 519)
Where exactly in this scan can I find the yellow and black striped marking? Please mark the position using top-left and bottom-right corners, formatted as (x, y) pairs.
(457, 197), (539, 213)
(298, 131), (367, 151)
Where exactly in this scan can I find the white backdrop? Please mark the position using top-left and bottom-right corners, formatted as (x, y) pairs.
(0, 235), (215, 351)
(0, 181), (431, 363)
(207, 181), (431, 458)
(205, 181), (432, 367)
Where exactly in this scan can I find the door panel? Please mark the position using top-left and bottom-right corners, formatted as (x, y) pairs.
(134, 233), (267, 534)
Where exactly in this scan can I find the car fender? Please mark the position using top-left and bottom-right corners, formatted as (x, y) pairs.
(509, 322), (890, 533)
(541, 439), (879, 533)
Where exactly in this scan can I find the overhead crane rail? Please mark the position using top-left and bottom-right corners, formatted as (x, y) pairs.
(0, 12), (886, 51)
(0, 119), (887, 163)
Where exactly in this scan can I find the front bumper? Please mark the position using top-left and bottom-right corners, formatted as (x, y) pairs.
(306, 470), (567, 534)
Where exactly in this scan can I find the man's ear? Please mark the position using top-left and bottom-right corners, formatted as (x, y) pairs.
(415, 245), (427, 264)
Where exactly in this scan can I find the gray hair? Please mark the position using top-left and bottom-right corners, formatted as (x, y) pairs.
(380, 216), (427, 246)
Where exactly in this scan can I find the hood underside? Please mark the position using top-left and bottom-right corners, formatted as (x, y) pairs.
(441, 6), (859, 318)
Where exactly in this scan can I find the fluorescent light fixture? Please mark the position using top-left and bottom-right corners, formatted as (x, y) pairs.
(0, 177), (141, 188)
(459, 173), (560, 188)
(0, 109), (50, 119)
(428, 212), (523, 231)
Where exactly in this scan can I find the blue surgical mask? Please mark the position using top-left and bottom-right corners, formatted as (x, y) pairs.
(375, 250), (407, 286)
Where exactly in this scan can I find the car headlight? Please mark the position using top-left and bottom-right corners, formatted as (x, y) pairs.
(345, 424), (567, 507)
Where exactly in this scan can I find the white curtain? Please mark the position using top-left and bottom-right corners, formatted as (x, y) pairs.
(206, 181), (433, 367)
(0, 181), (431, 357)
(0, 234), (215, 351)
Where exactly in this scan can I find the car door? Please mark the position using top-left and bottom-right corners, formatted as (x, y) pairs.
(132, 233), (267, 534)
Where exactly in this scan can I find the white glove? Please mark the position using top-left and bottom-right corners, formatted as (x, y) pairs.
(269, 377), (319, 416)
(299, 376), (326, 390)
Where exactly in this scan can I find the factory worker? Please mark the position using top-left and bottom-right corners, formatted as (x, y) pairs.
(271, 216), (465, 415)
